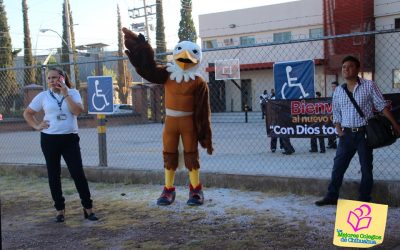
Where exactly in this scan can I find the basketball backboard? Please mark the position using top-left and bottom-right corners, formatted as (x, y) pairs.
(215, 59), (240, 80)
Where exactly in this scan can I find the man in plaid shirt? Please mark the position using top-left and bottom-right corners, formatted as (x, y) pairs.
(315, 55), (400, 206)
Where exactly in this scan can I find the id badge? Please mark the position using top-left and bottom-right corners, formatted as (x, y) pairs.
(57, 114), (67, 120)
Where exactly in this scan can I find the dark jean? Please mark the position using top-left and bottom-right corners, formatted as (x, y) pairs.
(326, 130), (373, 201)
(310, 137), (326, 151)
(41, 133), (93, 211)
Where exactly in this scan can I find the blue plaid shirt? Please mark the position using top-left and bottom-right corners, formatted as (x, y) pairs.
(332, 78), (387, 128)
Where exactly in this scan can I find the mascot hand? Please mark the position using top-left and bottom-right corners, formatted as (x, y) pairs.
(200, 139), (213, 155)
(122, 27), (153, 68)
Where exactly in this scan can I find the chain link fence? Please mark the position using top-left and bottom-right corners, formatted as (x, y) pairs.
(1, 30), (400, 181)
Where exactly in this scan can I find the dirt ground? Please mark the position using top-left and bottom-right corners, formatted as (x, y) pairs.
(1, 174), (400, 250)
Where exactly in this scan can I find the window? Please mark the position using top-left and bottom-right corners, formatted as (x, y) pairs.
(393, 69), (400, 88)
(240, 36), (255, 46)
(309, 28), (323, 39)
(395, 18), (400, 30)
(203, 40), (218, 49)
(273, 31), (291, 43)
(223, 38), (234, 46)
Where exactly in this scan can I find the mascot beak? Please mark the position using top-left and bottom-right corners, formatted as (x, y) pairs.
(174, 50), (198, 70)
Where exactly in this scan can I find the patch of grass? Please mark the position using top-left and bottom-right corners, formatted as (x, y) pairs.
(84, 237), (108, 249)
(63, 189), (76, 195)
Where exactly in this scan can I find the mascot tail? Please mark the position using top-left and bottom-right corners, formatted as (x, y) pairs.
(178, 135), (185, 169)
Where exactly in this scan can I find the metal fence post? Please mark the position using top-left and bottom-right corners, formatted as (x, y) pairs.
(97, 114), (107, 167)
(244, 104), (248, 123)
(41, 66), (47, 90)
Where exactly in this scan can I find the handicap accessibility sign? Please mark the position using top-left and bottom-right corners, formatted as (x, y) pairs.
(87, 76), (113, 114)
(273, 59), (315, 100)
(333, 199), (388, 248)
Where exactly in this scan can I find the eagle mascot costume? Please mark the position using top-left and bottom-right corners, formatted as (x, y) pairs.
(122, 28), (213, 206)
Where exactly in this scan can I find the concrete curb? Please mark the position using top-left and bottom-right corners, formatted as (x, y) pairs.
(1, 163), (399, 207)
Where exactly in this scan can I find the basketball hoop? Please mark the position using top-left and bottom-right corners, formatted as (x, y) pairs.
(215, 59), (240, 80)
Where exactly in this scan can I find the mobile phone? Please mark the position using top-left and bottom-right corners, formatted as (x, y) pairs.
(59, 76), (65, 85)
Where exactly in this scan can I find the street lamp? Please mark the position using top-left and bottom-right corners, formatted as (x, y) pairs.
(40, 28), (75, 83)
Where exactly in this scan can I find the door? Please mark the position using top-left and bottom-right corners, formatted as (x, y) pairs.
(241, 79), (252, 111)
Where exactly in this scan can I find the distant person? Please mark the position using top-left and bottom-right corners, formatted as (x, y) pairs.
(23, 67), (98, 222)
(309, 91), (326, 153)
(270, 88), (275, 99)
(315, 56), (400, 206)
(259, 90), (269, 119)
(269, 92), (294, 154)
(327, 81), (339, 149)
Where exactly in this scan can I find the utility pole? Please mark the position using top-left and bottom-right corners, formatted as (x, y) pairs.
(128, 1), (156, 42)
(143, 0), (151, 43)
(64, 0), (75, 82)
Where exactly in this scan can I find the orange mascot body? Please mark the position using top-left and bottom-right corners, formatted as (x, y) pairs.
(123, 28), (213, 206)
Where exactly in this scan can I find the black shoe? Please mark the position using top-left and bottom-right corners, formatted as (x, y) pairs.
(309, 149), (318, 153)
(282, 151), (293, 155)
(327, 145), (337, 149)
(315, 197), (337, 206)
(271, 149), (276, 153)
(83, 209), (99, 221)
(55, 209), (65, 223)
(55, 214), (65, 223)
(320, 150), (326, 153)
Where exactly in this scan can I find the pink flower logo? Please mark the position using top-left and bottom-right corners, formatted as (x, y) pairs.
(347, 204), (372, 232)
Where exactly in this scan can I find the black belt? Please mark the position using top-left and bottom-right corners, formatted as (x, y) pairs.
(343, 126), (366, 133)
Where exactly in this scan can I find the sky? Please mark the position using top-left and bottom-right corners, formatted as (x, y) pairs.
(4, 0), (295, 56)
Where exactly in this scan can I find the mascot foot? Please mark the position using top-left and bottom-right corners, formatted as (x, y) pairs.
(157, 187), (176, 206)
(187, 184), (204, 206)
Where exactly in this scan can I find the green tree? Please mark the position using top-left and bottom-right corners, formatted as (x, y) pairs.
(0, 0), (18, 115)
(116, 5), (131, 104)
(69, 2), (80, 88)
(61, 1), (80, 88)
(22, 0), (35, 85)
(155, 0), (167, 63)
(178, 0), (197, 42)
(61, 2), (70, 76)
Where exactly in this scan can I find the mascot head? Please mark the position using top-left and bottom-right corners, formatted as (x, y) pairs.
(166, 41), (202, 83)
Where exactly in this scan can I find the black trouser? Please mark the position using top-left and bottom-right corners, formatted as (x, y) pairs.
(270, 136), (284, 150)
(41, 133), (93, 211)
(261, 104), (266, 119)
(310, 137), (325, 152)
(281, 137), (295, 153)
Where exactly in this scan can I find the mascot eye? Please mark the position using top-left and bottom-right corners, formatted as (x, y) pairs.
(176, 46), (182, 51)
(193, 49), (198, 54)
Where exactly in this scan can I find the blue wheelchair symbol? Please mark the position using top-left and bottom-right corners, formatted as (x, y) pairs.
(88, 76), (113, 114)
(274, 60), (315, 100)
(92, 80), (110, 111)
(281, 66), (310, 99)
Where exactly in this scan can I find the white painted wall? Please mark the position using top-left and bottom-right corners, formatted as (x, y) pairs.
(199, 0), (322, 38)
(375, 0), (400, 92)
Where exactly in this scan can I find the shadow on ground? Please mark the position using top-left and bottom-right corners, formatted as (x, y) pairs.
(1, 174), (400, 249)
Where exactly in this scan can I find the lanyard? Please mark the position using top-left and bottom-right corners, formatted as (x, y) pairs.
(49, 90), (66, 111)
